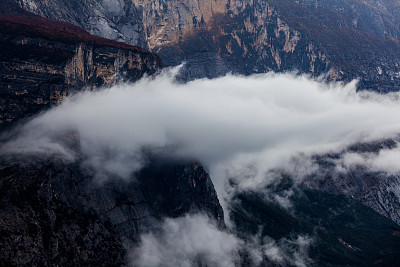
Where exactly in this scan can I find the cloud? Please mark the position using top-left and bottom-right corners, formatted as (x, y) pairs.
(130, 214), (242, 267)
(242, 234), (313, 267)
(335, 143), (400, 175)
(130, 213), (313, 267)
(2, 66), (400, 192)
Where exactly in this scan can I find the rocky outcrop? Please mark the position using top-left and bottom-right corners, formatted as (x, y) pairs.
(11, 0), (331, 80)
(13, 0), (400, 90)
(0, 154), (224, 265)
(361, 176), (400, 225)
(0, 14), (161, 128)
(268, 0), (400, 92)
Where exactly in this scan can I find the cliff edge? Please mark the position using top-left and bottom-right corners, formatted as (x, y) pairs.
(0, 12), (162, 128)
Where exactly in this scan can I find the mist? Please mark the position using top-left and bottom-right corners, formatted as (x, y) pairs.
(130, 213), (313, 267)
(130, 214), (241, 267)
(334, 143), (400, 175)
(2, 66), (400, 192)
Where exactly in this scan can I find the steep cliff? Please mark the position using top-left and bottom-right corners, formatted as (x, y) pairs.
(13, 0), (400, 90)
(2, 2), (400, 265)
(0, 3), (226, 266)
(0, 13), (161, 128)
(0, 154), (224, 265)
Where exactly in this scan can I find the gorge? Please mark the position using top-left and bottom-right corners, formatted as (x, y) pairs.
(1, 0), (400, 266)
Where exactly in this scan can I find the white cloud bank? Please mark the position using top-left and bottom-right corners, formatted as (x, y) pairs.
(2, 66), (400, 190)
(130, 213), (313, 267)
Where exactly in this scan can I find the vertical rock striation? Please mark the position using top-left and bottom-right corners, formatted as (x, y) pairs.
(0, 14), (161, 128)
(13, 0), (400, 90)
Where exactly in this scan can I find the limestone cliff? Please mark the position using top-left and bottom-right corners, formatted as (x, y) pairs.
(0, 14), (161, 128)
(13, 0), (400, 90)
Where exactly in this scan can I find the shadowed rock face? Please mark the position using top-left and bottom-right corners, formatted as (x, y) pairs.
(138, 159), (225, 226)
(0, 13), (161, 129)
(0, 2), (227, 266)
(231, 187), (400, 266)
(13, 0), (400, 90)
(0, 154), (224, 265)
(303, 139), (400, 225)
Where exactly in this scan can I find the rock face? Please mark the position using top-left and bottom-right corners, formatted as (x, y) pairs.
(0, 154), (224, 265)
(0, 3), (226, 266)
(361, 176), (400, 224)
(13, 0), (400, 90)
(316, 170), (400, 225)
(231, 188), (400, 266)
(138, 159), (224, 225)
(306, 140), (400, 225)
(0, 13), (161, 128)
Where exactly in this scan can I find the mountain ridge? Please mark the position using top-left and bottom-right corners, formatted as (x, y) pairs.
(13, 0), (400, 90)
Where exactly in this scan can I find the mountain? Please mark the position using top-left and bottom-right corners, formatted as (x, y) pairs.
(13, 0), (400, 90)
(0, 154), (223, 265)
(0, 5), (225, 265)
(231, 185), (400, 266)
(2, 1), (400, 266)
(10, 0), (400, 228)
(0, 6), (161, 129)
(305, 139), (400, 225)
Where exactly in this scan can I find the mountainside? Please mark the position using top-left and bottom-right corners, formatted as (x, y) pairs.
(0, 11), (161, 128)
(1, 148), (399, 265)
(0, 5), (227, 266)
(305, 139), (400, 225)
(14, 0), (400, 90)
(231, 187), (400, 266)
(0, 154), (223, 265)
(3, 1), (400, 266)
